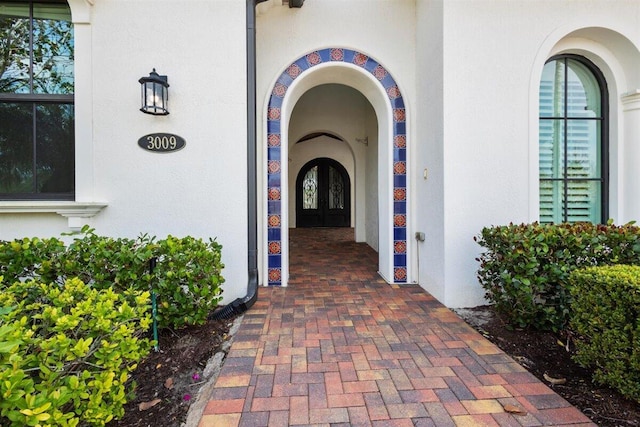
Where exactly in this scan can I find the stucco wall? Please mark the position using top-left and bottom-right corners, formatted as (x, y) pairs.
(435, 0), (640, 306)
(0, 0), (250, 304)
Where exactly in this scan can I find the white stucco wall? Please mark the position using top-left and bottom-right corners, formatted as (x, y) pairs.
(0, 0), (250, 304)
(434, 0), (640, 307)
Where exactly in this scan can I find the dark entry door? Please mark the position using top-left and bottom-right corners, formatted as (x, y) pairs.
(296, 158), (350, 227)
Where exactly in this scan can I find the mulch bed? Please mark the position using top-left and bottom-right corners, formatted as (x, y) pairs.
(106, 317), (235, 427)
(456, 306), (640, 427)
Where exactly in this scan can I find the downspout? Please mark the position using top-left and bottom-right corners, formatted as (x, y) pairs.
(211, 0), (268, 319)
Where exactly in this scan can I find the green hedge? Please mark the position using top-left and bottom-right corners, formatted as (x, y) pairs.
(475, 222), (640, 331)
(0, 227), (225, 329)
(569, 265), (640, 402)
(0, 277), (153, 426)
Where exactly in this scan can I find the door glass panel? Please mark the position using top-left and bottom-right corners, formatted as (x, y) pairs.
(302, 166), (317, 209)
(328, 165), (344, 209)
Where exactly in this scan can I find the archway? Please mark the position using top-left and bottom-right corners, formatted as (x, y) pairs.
(264, 48), (408, 286)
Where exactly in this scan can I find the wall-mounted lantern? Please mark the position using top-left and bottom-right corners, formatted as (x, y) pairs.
(139, 69), (169, 115)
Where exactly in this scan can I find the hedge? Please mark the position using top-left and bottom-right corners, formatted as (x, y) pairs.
(0, 227), (225, 329)
(569, 265), (640, 402)
(475, 222), (640, 331)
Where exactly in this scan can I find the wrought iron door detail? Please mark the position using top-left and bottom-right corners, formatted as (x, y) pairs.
(296, 158), (350, 228)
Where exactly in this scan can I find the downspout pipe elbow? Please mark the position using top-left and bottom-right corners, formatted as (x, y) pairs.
(210, 0), (267, 320)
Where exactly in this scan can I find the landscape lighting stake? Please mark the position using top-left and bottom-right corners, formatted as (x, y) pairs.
(149, 257), (159, 352)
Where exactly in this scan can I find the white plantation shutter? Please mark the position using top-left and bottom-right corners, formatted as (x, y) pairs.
(539, 56), (606, 224)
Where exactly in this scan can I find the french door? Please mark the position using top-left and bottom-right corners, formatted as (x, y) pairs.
(296, 158), (350, 227)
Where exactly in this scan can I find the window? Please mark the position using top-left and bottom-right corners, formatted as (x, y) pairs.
(0, 0), (74, 200)
(539, 55), (608, 223)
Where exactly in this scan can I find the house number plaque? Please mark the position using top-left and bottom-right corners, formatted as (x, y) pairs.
(138, 133), (186, 153)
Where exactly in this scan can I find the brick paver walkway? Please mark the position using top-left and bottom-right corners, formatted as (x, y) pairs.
(198, 228), (595, 426)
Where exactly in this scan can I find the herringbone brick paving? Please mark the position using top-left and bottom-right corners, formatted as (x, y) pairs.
(199, 228), (595, 426)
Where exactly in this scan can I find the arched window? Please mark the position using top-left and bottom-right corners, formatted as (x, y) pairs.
(0, 0), (74, 200)
(539, 55), (608, 223)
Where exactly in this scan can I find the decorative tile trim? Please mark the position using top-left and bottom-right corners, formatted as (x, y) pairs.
(266, 48), (408, 285)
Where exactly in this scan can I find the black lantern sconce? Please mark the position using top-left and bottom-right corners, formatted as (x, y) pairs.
(139, 69), (169, 115)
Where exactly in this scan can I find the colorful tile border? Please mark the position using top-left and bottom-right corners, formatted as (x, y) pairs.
(266, 48), (407, 285)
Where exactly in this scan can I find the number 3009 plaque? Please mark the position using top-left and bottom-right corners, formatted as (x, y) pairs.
(138, 133), (186, 153)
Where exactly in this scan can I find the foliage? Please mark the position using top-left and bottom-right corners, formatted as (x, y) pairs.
(153, 236), (225, 329)
(0, 227), (225, 329)
(0, 277), (153, 426)
(0, 237), (66, 284)
(569, 265), (640, 402)
(475, 222), (640, 331)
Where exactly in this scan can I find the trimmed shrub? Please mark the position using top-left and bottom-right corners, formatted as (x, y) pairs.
(475, 222), (640, 331)
(0, 277), (153, 426)
(569, 265), (640, 402)
(0, 237), (66, 284)
(152, 235), (225, 329)
(0, 227), (225, 329)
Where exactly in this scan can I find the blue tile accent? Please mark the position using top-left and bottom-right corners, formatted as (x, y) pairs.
(267, 120), (281, 134)
(268, 254), (282, 268)
(268, 228), (281, 241)
(394, 122), (406, 134)
(394, 201), (406, 214)
(277, 73), (294, 88)
(394, 254), (407, 267)
(393, 148), (407, 162)
(364, 59), (378, 73)
(343, 49), (355, 63)
(319, 48), (332, 62)
(394, 227), (407, 241)
(268, 201), (280, 215)
(268, 147), (281, 161)
(391, 97), (405, 109)
(381, 75), (394, 89)
(267, 173), (280, 187)
(267, 47), (409, 284)
(295, 57), (309, 72)
(269, 95), (283, 109)
(394, 174), (406, 188)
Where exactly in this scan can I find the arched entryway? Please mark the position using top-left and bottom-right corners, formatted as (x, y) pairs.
(264, 48), (409, 287)
(296, 158), (351, 228)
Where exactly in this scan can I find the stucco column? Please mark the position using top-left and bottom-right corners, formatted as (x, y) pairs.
(622, 90), (640, 223)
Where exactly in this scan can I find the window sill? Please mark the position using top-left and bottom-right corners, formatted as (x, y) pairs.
(0, 201), (107, 231)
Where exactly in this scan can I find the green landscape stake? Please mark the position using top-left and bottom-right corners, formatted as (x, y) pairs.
(149, 257), (159, 352)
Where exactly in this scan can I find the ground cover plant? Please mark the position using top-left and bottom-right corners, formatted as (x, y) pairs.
(0, 229), (225, 426)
